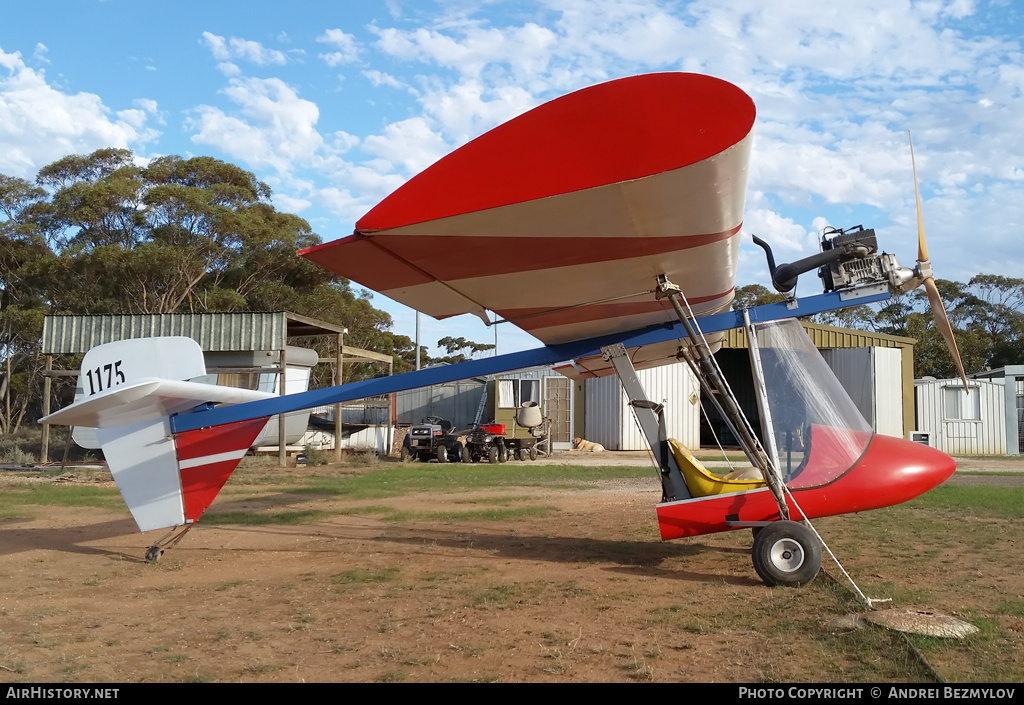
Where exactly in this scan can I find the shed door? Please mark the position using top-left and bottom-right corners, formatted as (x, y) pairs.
(544, 377), (572, 450)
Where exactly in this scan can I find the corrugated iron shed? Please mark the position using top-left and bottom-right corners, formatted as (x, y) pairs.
(42, 312), (346, 354)
(719, 321), (915, 350)
(722, 321), (916, 437)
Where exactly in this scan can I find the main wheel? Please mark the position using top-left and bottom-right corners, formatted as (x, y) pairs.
(488, 446), (498, 464)
(437, 445), (448, 463)
(145, 546), (163, 564)
(750, 520), (821, 587)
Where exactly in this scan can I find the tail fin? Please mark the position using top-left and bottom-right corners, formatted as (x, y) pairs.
(41, 337), (273, 532)
(95, 415), (268, 531)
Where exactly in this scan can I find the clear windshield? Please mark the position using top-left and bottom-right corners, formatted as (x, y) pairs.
(754, 319), (873, 489)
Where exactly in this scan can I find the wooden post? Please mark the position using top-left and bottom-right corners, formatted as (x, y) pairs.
(334, 332), (343, 462)
(388, 359), (394, 457)
(41, 355), (52, 463)
(278, 346), (288, 468)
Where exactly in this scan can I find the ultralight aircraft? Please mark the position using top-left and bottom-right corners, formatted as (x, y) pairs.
(41, 73), (963, 586)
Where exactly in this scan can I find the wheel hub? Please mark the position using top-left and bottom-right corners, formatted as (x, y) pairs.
(770, 538), (805, 573)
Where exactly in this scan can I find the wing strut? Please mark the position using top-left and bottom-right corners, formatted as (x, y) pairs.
(599, 343), (691, 501)
(655, 275), (790, 520)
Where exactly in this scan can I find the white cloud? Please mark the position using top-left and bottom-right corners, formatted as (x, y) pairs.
(317, 29), (359, 66)
(361, 117), (451, 175)
(0, 47), (157, 177)
(272, 193), (312, 213)
(201, 31), (287, 66)
(362, 69), (407, 90)
(189, 77), (322, 173)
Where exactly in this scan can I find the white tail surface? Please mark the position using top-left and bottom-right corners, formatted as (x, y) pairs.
(71, 336), (209, 448)
(41, 337), (274, 532)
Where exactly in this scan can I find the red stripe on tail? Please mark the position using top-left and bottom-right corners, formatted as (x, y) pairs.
(175, 418), (269, 523)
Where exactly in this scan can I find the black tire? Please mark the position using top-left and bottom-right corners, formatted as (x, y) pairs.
(529, 445), (537, 461)
(498, 443), (508, 463)
(488, 446), (498, 464)
(462, 444), (471, 463)
(437, 445), (448, 463)
(751, 521), (821, 587)
(400, 445), (412, 463)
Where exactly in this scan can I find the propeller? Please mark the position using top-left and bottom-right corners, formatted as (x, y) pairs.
(909, 132), (969, 393)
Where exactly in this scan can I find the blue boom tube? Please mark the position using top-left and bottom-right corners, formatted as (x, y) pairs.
(170, 290), (888, 434)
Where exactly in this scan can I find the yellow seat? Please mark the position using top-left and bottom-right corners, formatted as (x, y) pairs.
(669, 439), (766, 497)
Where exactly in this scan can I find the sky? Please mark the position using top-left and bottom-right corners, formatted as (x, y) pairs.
(2, 0), (1023, 358)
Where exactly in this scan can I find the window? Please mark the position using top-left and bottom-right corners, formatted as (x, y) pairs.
(943, 386), (981, 420)
(498, 378), (542, 408)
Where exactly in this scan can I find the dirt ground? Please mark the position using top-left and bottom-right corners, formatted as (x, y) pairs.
(1, 452), (1022, 683)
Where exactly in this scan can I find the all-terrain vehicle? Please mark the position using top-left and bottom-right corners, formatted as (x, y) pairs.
(462, 423), (509, 464)
(400, 415), (465, 462)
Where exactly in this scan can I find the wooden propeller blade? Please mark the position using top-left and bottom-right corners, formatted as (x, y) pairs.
(923, 276), (969, 393)
(910, 132), (929, 264)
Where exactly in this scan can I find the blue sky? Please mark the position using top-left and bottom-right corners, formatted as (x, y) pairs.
(3, 0), (1023, 357)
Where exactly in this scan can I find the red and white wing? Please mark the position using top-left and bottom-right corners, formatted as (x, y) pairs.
(300, 72), (754, 372)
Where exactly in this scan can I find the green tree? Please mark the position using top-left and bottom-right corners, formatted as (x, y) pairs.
(433, 336), (496, 365)
(0, 148), (417, 429)
(731, 284), (785, 310)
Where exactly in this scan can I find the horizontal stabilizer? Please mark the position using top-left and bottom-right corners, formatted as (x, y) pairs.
(41, 378), (275, 428)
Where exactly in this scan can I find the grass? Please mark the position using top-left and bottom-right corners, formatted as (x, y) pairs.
(331, 567), (401, 584)
(201, 509), (335, 525)
(275, 463), (653, 499)
(908, 484), (1024, 519)
(4, 455), (1022, 683)
(0, 483), (124, 513)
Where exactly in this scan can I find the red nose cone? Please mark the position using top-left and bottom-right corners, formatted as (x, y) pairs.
(848, 434), (956, 511)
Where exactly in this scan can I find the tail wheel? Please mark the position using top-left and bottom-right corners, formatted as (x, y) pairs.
(751, 520), (821, 587)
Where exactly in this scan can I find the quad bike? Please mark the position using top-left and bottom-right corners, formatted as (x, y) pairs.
(462, 423), (509, 464)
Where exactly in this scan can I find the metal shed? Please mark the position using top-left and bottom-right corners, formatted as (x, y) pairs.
(584, 362), (700, 451)
(395, 376), (488, 429)
(493, 368), (575, 451)
(719, 322), (916, 438)
(394, 366), (576, 451)
(583, 321), (915, 451)
(914, 378), (1007, 455)
(970, 366), (1024, 455)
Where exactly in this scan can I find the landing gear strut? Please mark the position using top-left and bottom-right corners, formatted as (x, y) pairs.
(144, 523), (195, 564)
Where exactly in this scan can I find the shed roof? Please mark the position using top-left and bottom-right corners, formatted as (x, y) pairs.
(42, 312), (346, 354)
(720, 321), (915, 350)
